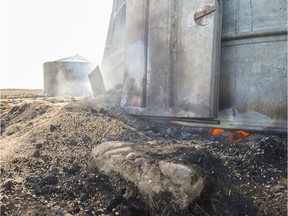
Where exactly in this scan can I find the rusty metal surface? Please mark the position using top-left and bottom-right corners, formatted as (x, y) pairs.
(122, 0), (222, 118)
(194, 4), (217, 20)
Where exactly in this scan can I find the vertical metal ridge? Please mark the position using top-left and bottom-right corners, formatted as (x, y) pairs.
(168, 0), (178, 108)
(209, 0), (222, 117)
(235, 0), (239, 34)
(142, 0), (150, 108)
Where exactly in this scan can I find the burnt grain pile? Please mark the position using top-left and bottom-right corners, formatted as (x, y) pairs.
(0, 91), (287, 216)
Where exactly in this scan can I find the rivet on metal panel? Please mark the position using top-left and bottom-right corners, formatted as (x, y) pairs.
(194, 5), (216, 20)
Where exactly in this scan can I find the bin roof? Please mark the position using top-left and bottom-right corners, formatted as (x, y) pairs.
(54, 54), (92, 63)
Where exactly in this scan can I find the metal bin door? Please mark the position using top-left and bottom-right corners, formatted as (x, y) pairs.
(122, 0), (222, 119)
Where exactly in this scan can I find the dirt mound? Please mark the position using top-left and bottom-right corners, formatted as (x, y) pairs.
(0, 91), (287, 216)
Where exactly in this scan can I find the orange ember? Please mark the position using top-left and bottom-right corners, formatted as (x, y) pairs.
(233, 130), (250, 142)
(210, 128), (250, 142)
(210, 128), (225, 136)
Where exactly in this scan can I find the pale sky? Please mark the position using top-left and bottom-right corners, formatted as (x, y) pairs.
(0, 0), (113, 89)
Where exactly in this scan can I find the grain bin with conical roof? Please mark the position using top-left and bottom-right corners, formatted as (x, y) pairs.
(43, 54), (94, 97)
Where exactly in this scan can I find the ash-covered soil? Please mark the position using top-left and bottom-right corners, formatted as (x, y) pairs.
(0, 89), (287, 216)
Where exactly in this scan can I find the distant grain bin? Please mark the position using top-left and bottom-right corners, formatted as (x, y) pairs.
(43, 54), (94, 97)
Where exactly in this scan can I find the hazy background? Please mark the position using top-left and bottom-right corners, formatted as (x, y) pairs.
(0, 0), (113, 89)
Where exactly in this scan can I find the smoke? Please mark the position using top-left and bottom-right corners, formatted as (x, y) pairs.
(100, 48), (125, 91)
(56, 67), (93, 97)
(46, 62), (94, 97)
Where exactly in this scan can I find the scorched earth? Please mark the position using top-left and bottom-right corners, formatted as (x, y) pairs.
(0, 89), (287, 216)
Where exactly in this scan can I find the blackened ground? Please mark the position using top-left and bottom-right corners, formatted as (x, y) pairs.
(0, 90), (287, 216)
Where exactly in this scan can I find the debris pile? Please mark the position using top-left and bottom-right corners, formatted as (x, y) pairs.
(0, 90), (287, 215)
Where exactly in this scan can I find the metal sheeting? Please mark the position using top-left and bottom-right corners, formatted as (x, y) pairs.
(218, 0), (287, 132)
(100, 0), (126, 90)
(89, 66), (106, 96)
(122, 0), (222, 118)
(101, 0), (287, 133)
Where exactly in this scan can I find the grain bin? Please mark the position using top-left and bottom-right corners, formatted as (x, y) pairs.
(102, 0), (287, 133)
(43, 54), (94, 97)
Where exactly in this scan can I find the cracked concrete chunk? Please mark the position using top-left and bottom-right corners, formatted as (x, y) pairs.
(90, 141), (205, 210)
